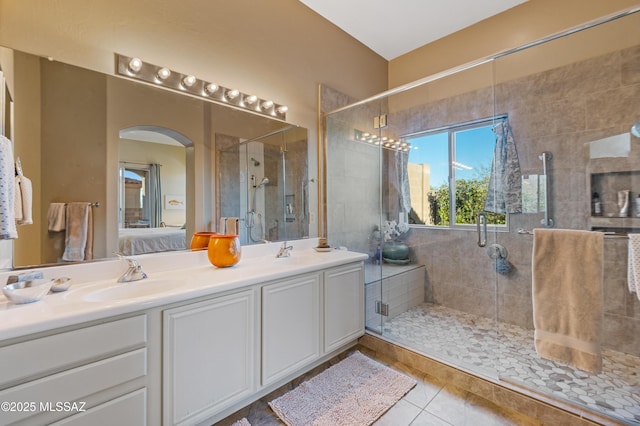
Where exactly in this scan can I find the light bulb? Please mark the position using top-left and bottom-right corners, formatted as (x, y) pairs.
(244, 95), (258, 105)
(204, 83), (218, 95)
(181, 75), (196, 88)
(226, 89), (240, 100)
(261, 100), (274, 110)
(156, 67), (171, 81)
(128, 57), (142, 73)
(276, 105), (288, 114)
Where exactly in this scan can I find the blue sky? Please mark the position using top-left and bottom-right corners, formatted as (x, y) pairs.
(408, 126), (496, 187)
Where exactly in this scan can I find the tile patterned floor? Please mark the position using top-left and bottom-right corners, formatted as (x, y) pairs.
(381, 303), (640, 425)
(215, 347), (541, 426)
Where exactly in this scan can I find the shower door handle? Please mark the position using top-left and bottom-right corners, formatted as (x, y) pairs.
(477, 212), (487, 247)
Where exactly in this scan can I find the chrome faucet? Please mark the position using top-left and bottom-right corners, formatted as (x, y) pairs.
(276, 242), (293, 258)
(116, 256), (148, 283)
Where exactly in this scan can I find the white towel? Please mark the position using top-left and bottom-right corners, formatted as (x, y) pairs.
(627, 234), (640, 301)
(0, 135), (17, 239)
(14, 174), (33, 225)
(219, 216), (227, 234)
(47, 203), (67, 232)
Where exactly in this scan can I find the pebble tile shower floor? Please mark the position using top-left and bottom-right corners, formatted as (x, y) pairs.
(381, 303), (640, 424)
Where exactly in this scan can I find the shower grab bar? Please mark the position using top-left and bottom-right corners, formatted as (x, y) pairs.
(539, 151), (554, 228)
(477, 212), (487, 247)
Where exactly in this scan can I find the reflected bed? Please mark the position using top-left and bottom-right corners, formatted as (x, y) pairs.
(118, 227), (186, 255)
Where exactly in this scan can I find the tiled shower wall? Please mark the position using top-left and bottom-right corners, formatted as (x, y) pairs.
(393, 44), (640, 355)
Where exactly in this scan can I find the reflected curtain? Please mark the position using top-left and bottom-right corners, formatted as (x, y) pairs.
(395, 149), (412, 220)
(149, 163), (162, 227)
(484, 120), (522, 214)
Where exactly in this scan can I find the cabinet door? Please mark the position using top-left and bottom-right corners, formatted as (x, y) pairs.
(163, 289), (256, 426)
(50, 388), (146, 426)
(324, 263), (364, 353)
(262, 273), (320, 386)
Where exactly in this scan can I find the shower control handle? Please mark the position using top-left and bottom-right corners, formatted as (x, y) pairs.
(477, 212), (487, 247)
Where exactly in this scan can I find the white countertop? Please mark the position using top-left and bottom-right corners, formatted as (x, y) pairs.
(0, 239), (367, 341)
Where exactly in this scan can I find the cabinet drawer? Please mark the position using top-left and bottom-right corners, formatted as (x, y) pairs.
(50, 388), (147, 426)
(0, 348), (147, 425)
(0, 315), (146, 388)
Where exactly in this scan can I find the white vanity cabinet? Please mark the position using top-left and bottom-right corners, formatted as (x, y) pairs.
(324, 263), (365, 353)
(0, 315), (148, 426)
(162, 289), (258, 426)
(261, 272), (321, 386)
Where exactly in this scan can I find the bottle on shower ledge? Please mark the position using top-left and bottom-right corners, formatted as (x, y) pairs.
(592, 192), (602, 216)
(635, 195), (640, 217)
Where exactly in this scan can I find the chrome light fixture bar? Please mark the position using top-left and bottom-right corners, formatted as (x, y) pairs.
(354, 129), (416, 152)
(115, 54), (288, 120)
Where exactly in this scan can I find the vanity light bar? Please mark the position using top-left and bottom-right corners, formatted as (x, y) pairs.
(115, 54), (288, 120)
(353, 129), (415, 152)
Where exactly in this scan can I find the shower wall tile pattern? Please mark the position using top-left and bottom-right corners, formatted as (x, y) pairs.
(383, 303), (640, 424)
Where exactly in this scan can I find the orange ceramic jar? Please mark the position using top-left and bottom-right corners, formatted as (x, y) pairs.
(190, 231), (217, 251)
(207, 234), (241, 267)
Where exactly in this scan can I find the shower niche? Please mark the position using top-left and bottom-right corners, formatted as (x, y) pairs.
(588, 166), (640, 233)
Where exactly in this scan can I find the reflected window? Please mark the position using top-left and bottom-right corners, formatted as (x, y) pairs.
(121, 167), (150, 228)
(407, 118), (507, 227)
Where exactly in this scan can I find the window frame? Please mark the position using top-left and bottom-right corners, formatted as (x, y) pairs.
(404, 115), (508, 231)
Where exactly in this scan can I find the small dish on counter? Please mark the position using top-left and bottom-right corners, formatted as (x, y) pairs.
(50, 277), (72, 293)
(314, 246), (334, 252)
(2, 279), (54, 304)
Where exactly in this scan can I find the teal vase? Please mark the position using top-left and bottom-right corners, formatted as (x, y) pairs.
(382, 241), (409, 260)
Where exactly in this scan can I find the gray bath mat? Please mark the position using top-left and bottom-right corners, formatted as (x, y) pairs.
(268, 351), (416, 426)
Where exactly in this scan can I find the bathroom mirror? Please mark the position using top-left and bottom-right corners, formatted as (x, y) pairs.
(0, 46), (309, 269)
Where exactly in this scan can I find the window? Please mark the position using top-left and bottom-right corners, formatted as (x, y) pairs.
(406, 118), (507, 228)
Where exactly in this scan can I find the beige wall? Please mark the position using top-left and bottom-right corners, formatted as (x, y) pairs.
(389, 0), (640, 89)
(0, 0), (388, 137)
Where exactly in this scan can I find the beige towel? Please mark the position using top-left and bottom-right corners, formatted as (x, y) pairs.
(219, 216), (227, 234)
(62, 202), (93, 261)
(532, 228), (603, 374)
(225, 217), (239, 235)
(47, 203), (67, 232)
(14, 174), (33, 225)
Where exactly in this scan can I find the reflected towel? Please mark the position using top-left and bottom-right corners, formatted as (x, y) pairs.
(627, 234), (640, 301)
(47, 203), (67, 232)
(0, 135), (17, 239)
(484, 121), (522, 214)
(14, 174), (33, 225)
(532, 229), (603, 374)
(225, 217), (239, 235)
(62, 202), (93, 261)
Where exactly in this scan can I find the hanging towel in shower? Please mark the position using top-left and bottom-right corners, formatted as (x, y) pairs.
(627, 234), (640, 301)
(484, 121), (522, 214)
(62, 202), (94, 261)
(0, 135), (18, 240)
(532, 228), (603, 374)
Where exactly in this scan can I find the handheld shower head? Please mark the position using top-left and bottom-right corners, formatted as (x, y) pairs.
(257, 177), (269, 187)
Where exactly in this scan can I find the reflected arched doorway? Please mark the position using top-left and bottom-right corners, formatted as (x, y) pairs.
(118, 126), (193, 255)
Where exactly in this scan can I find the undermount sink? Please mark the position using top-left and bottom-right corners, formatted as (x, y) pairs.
(82, 279), (180, 302)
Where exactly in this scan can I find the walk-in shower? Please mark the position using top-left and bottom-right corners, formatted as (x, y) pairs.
(247, 176), (270, 242)
(324, 7), (640, 425)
